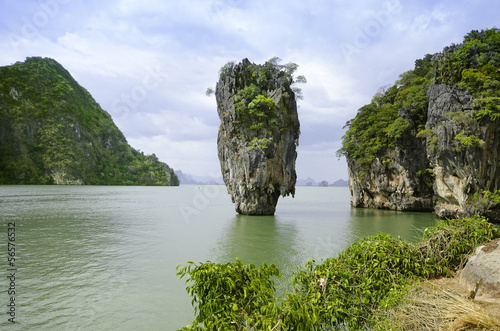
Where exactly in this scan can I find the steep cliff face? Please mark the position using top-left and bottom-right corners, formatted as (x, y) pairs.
(426, 83), (500, 218)
(347, 82), (500, 218)
(340, 28), (500, 220)
(0, 57), (179, 186)
(216, 58), (300, 215)
(347, 145), (434, 211)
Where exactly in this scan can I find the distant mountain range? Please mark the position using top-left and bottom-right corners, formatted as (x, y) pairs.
(296, 177), (349, 187)
(174, 170), (224, 185)
(175, 170), (348, 187)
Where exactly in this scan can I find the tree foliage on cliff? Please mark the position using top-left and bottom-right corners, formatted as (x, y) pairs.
(337, 28), (500, 170)
(0, 57), (179, 185)
(337, 53), (433, 168)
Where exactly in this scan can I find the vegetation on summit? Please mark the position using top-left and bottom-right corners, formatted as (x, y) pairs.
(0, 57), (178, 185)
(337, 28), (500, 170)
(211, 57), (305, 150)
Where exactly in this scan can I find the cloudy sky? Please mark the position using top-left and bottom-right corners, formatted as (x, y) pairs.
(0, 0), (498, 183)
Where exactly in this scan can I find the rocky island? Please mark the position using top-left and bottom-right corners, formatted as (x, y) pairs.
(0, 57), (179, 186)
(214, 58), (304, 215)
(338, 28), (500, 221)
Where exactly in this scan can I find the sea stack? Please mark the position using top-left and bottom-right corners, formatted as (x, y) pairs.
(215, 58), (301, 215)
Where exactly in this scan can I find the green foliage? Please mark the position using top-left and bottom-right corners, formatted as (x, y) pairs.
(337, 54), (433, 169)
(454, 131), (484, 151)
(176, 259), (281, 330)
(337, 101), (399, 168)
(339, 28), (500, 175)
(437, 28), (500, 121)
(442, 110), (483, 154)
(248, 137), (272, 150)
(0, 57), (179, 186)
(177, 216), (499, 330)
(437, 28), (500, 86)
(416, 167), (435, 177)
(282, 233), (426, 330)
(234, 84), (278, 149)
(386, 117), (412, 140)
(467, 189), (500, 213)
(237, 83), (262, 102)
(418, 216), (499, 272)
(475, 96), (500, 121)
(416, 128), (439, 150)
(219, 57), (303, 152)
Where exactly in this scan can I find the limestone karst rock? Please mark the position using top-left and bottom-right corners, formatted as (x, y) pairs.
(340, 28), (500, 220)
(0, 57), (179, 185)
(215, 58), (301, 215)
(425, 83), (500, 218)
(345, 81), (500, 219)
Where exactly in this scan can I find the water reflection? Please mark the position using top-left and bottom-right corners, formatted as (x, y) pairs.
(215, 215), (299, 265)
(213, 214), (302, 295)
(1, 186), (444, 330)
(348, 208), (438, 243)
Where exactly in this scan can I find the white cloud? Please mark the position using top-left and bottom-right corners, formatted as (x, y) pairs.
(127, 135), (220, 177)
(1, 0), (499, 181)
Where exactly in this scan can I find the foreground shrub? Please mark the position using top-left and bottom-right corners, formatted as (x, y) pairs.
(418, 215), (499, 274)
(176, 259), (281, 330)
(281, 233), (425, 329)
(177, 217), (499, 330)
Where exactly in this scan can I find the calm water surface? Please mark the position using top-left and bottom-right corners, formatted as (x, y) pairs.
(0, 185), (437, 330)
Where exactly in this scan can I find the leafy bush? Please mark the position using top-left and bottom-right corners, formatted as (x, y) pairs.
(177, 259), (281, 330)
(177, 216), (499, 330)
(454, 132), (484, 151)
(416, 128), (439, 150)
(437, 28), (500, 122)
(282, 233), (426, 330)
(386, 117), (412, 140)
(418, 216), (499, 273)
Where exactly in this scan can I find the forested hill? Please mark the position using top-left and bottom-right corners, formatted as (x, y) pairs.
(338, 28), (500, 219)
(0, 57), (179, 186)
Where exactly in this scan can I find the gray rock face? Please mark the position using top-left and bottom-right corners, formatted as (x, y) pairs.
(348, 146), (435, 211)
(347, 100), (435, 211)
(459, 239), (500, 299)
(348, 153), (435, 211)
(426, 83), (500, 218)
(216, 59), (300, 215)
(347, 82), (500, 218)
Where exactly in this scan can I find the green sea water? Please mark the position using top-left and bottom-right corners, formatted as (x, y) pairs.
(0, 185), (437, 330)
